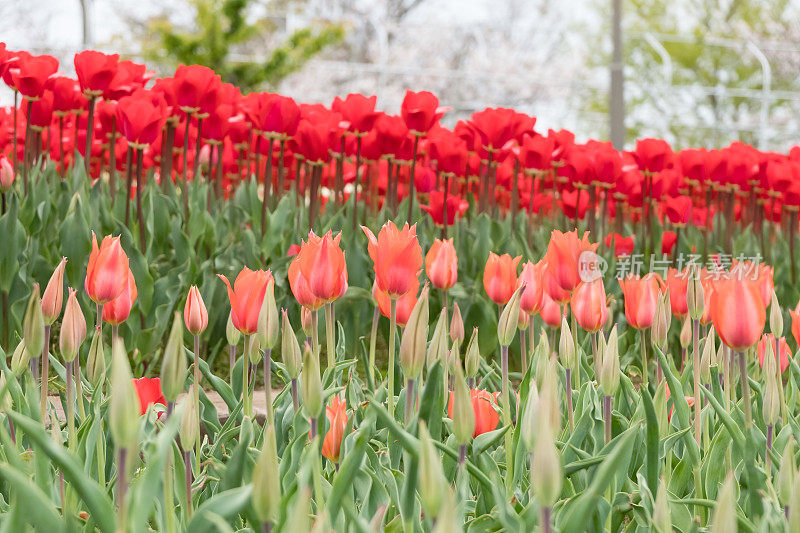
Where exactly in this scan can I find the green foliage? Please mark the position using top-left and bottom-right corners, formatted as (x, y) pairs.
(145, 0), (345, 90)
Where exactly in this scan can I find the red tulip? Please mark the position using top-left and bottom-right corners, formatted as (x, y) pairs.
(571, 278), (608, 332)
(790, 301), (800, 349)
(12, 53), (58, 100)
(294, 231), (348, 304)
(447, 388), (500, 438)
(218, 267), (273, 335)
(661, 231), (678, 255)
(518, 260), (545, 315)
(74, 50), (120, 97)
(321, 396), (348, 463)
(116, 92), (167, 147)
(362, 222), (422, 298)
(104, 60), (152, 100)
(102, 267), (137, 325)
(425, 238), (458, 291)
(619, 273), (664, 329)
(332, 93), (379, 134)
(604, 233), (634, 257)
(49, 76), (83, 114)
(373, 279), (419, 326)
(401, 90), (447, 134)
(85, 232), (130, 305)
(173, 64), (219, 114)
(634, 138), (672, 173)
(132, 377), (166, 416)
(427, 129), (468, 175)
(757, 334), (790, 374)
(544, 229), (598, 294)
(291, 118), (333, 164)
(421, 191), (469, 226)
(710, 277), (765, 352)
(184, 285), (208, 334)
(483, 252), (521, 305)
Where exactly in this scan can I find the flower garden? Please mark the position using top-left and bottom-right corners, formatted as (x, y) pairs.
(1, 46), (800, 532)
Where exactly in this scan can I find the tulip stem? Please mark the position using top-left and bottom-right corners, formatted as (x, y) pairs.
(368, 306), (379, 389)
(766, 424), (774, 480)
(692, 319), (701, 448)
(325, 302), (335, 370)
(640, 329), (648, 386)
(117, 446), (128, 528)
(65, 360), (76, 451)
(405, 378), (415, 426)
(388, 299), (397, 421)
(565, 368), (574, 432)
(738, 350), (753, 429)
(84, 96), (96, 179)
(291, 378), (299, 413)
(603, 394), (612, 445)
(501, 344), (513, 496)
(228, 344), (236, 389)
(520, 329), (527, 376)
(243, 337), (253, 418)
(263, 348), (273, 426)
(541, 505), (552, 533)
(40, 324), (50, 419)
(164, 451), (175, 533)
(407, 135), (420, 221)
(75, 359), (85, 420)
(262, 521), (272, 533)
(183, 449), (192, 517)
(193, 334), (201, 454)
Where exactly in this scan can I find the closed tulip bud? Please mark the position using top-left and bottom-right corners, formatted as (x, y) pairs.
(109, 338), (141, 450)
(86, 327), (105, 387)
(399, 286), (429, 380)
(450, 302), (464, 346)
(23, 284), (45, 363)
(710, 474), (738, 533)
(431, 492), (457, 533)
(790, 475), (800, 533)
(0, 155), (13, 192)
(10, 341), (31, 377)
(451, 364), (474, 445)
(252, 425), (281, 524)
(700, 330), (715, 384)
(179, 387), (199, 450)
(531, 423), (562, 506)
(778, 437), (796, 507)
(559, 316), (576, 371)
(288, 487), (312, 533)
(226, 312), (240, 347)
(687, 271), (704, 321)
(464, 327), (481, 378)
(301, 344), (322, 419)
(257, 280), (279, 351)
(680, 315), (692, 349)
(497, 285), (524, 347)
(301, 307), (313, 337)
(41, 257), (67, 324)
(427, 308), (448, 369)
(771, 291), (783, 338)
(520, 384), (539, 452)
(281, 310), (302, 379)
(650, 292), (669, 351)
(653, 478), (671, 533)
(49, 411), (63, 445)
(59, 288), (86, 362)
(600, 326), (620, 397)
(538, 356), (561, 435)
(653, 382), (668, 439)
(184, 286), (208, 335)
(160, 312), (187, 402)
(763, 350), (780, 426)
(0, 372), (11, 413)
(518, 309), (529, 331)
(418, 422), (448, 519)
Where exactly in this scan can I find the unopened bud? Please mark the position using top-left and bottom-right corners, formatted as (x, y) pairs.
(650, 292), (669, 351)
(59, 288), (86, 362)
(450, 302), (464, 346)
(778, 437), (796, 507)
(23, 284), (44, 363)
(109, 337), (141, 450)
(700, 330), (715, 384)
(497, 285), (524, 347)
(301, 344), (322, 419)
(452, 364), (474, 445)
(418, 421), (447, 519)
(763, 347), (781, 426)
(10, 341), (31, 377)
(257, 279), (279, 351)
(179, 387), (199, 450)
(710, 474), (738, 532)
(653, 382), (668, 439)
(160, 312), (187, 402)
(427, 308), (448, 370)
(399, 285), (429, 380)
(41, 257), (67, 325)
(431, 492), (457, 533)
(86, 327), (106, 387)
(687, 271), (704, 321)
(518, 309), (529, 331)
(288, 487), (312, 532)
(653, 478), (671, 533)
(464, 328), (481, 378)
(559, 316), (576, 371)
(790, 473), (800, 532)
(281, 310), (302, 379)
(0, 155), (14, 192)
(252, 424), (281, 523)
(530, 421), (562, 506)
(679, 315), (692, 349)
(184, 285), (208, 335)
(538, 356), (561, 435)
(600, 326), (620, 397)
(226, 312), (241, 346)
(771, 291), (783, 338)
(520, 384), (539, 452)
(301, 307), (313, 337)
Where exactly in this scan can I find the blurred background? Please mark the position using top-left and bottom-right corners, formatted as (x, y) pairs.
(2, 0), (800, 151)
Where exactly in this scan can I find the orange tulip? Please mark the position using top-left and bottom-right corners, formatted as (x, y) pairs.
(425, 238), (457, 291)
(619, 273), (664, 329)
(447, 388), (500, 438)
(373, 279), (419, 326)
(518, 260), (545, 314)
(540, 291), (563, 328)
(362, 222), (422, 298)
(571, 278), (607, 332)
(218, 267), (273, 335)
(732, 260), (774, 308)
(666, 267), (689, 318)
(321, 396), (348, 463)
(543, 263), (571, 304)
(698, 270), (715, 325)
(757, 333), (790, 374)
(102, 267), (137, 325)
(41, 257), (67, 324)
(483, 252), (521, 305)
(184, 285), (208, 335)
(790, 300), (800, 349)
(710, 277), (765, 352)
(295, 231), (348, 303)
(544, 229), (598, 294)
(85, 232), (129, 304)
(289, 258), (323, 311)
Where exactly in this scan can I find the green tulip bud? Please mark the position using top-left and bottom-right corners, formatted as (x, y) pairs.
(301, 343), (322, 419)
(650, 292), (670, 351)
(653, 382), (669, 440)
(257, 279), (279, 351)
(399, 285), (429, 380)
(450, 302), (464, 347)
(179, 386), (199, 450)
(418, 421), (448, 519)
(281, 310), (302, 379)
(427, 307), (448, 370)
(700, 330), (715, 385)
(431, 492), (457, 533)
(770, 290), (783, 338)
(763, 346), (780, 426)
(680, 315), (692, 349)
(23, 283), (44, 363)
(537, 356), (561, 437)
(464, 327), (481, 378)
(530, 421), (562, 506)
(49, 411), (63, 445)
(288, 487), (312, 533)
(10, 340), (31, 377)
(710, 474), (738, 533)
(160, 312), (187, 402)
(653, 478), (671, 533)
(252, 424), (281, 524)
(226, 311), (241, 347)
(86, 326), (106, 388)
(687, 270), (704, 321)
(0, 372), (12, 413)
(497, 285), (524, 347)
(778, 437), (796, 507)
(600, 326), (620, 397)
(451, 364), (474, 445)
(790, 475), (800, 533)
(559, 316), (576, 371)
(109, 338), (140, 450)
(534, 327), (551, 385)
(520, 383), (539, 452)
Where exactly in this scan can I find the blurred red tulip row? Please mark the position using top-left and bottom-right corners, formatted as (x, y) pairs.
(2, 45), (800, 231)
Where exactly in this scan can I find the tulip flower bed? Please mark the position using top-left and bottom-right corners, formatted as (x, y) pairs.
(4, 47), (800, 533)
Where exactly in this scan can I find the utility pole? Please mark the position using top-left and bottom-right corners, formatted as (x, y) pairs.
(610, 0), (625, 149)
(79, 0), (92, 48)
